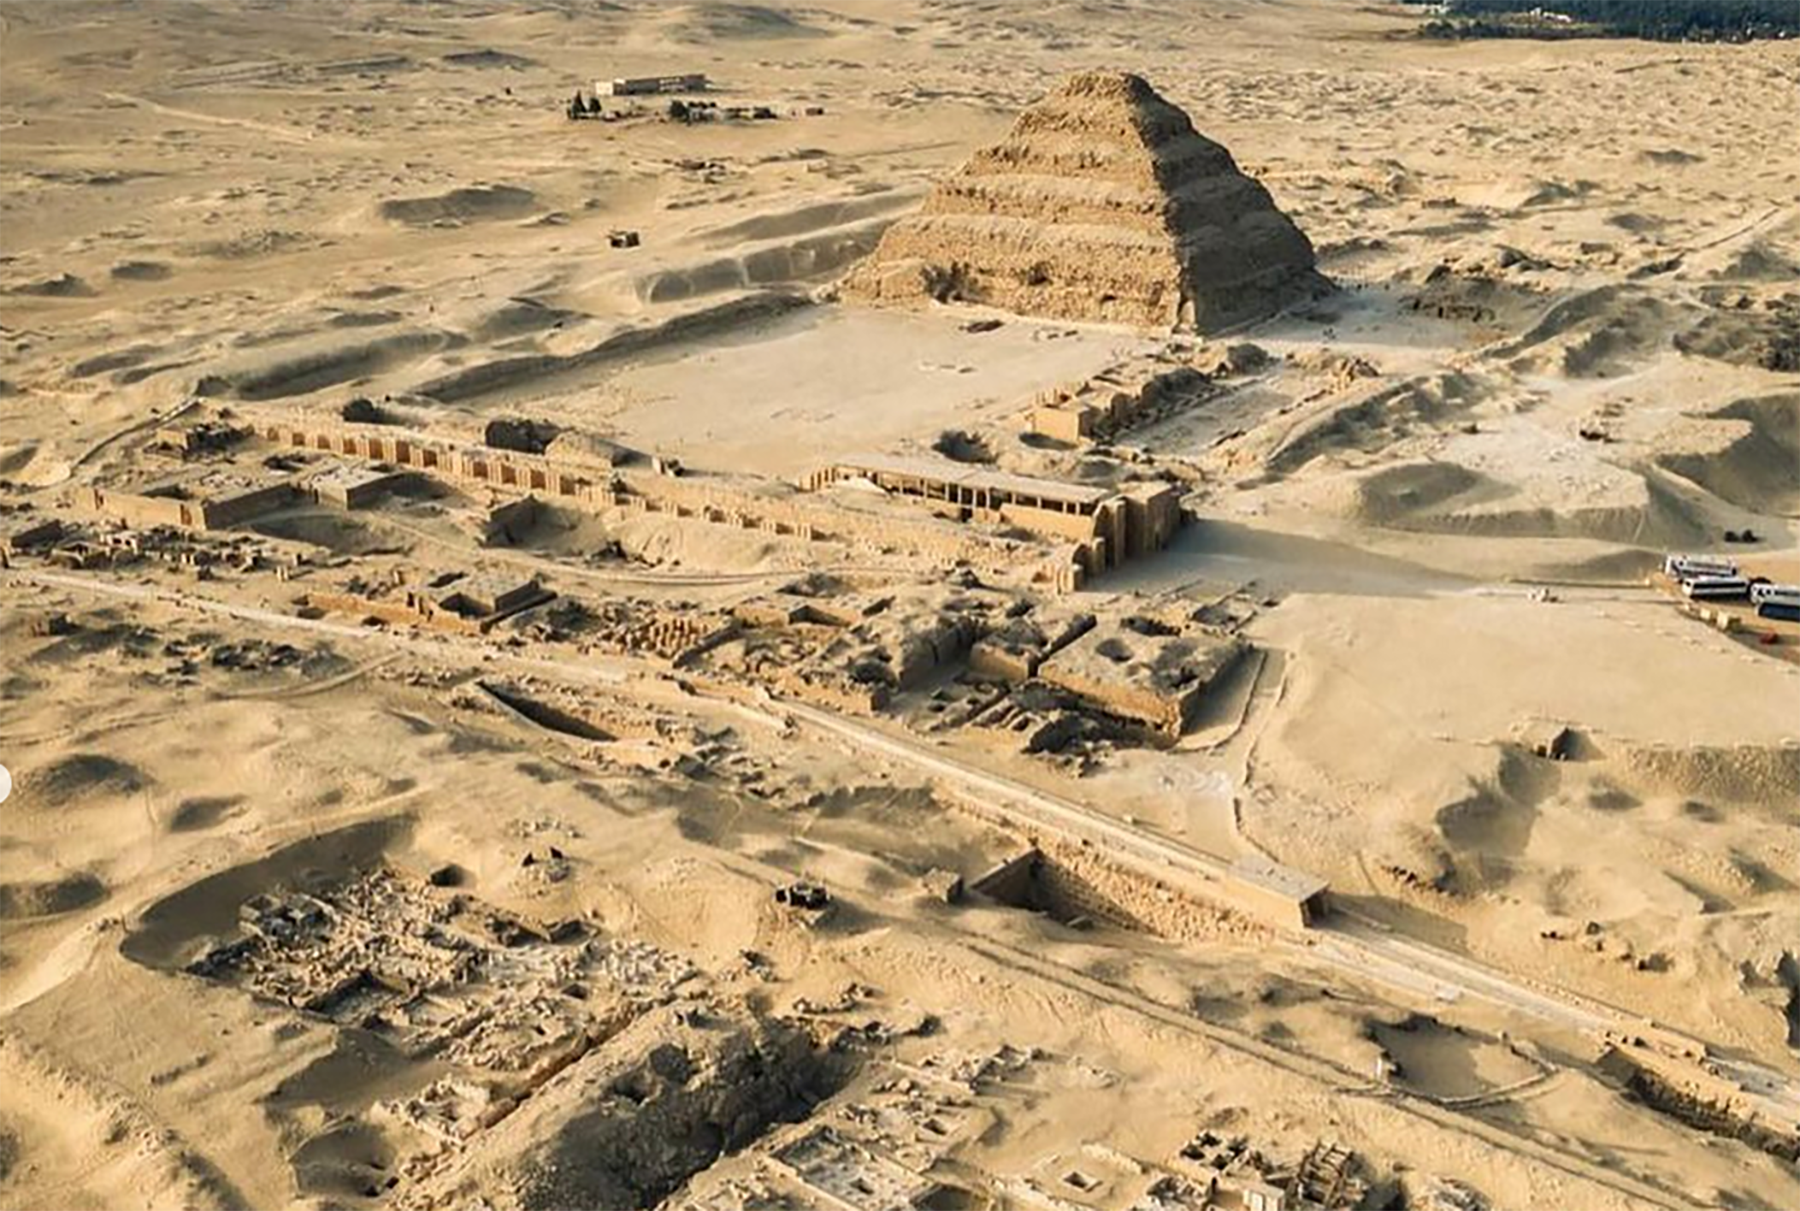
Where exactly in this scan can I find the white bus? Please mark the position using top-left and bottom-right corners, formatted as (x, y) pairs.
(1663, 554), (1737, 581)
(1748, 583), (1800, 606)
(1680, 575), (1749, 600)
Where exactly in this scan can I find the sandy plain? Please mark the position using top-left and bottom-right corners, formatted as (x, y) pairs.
(2, 2), (1799, 1210)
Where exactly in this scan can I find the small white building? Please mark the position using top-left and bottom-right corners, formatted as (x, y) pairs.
(597, 73), (707, 97)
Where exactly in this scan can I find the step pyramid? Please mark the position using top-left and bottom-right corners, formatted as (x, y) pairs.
(845, 71), (1328, 330)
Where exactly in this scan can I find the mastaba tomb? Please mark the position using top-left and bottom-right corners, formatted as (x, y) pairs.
(846, 70), (1328, 330)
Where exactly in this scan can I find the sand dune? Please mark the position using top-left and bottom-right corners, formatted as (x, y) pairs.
(0, 872), (107, 920)
(1656, 393), (1800, 516)
(376, 185), (540, 228)
(17, 752), (151, 807)
(653, 3), (828, 44)
(194, 328), (454, 400)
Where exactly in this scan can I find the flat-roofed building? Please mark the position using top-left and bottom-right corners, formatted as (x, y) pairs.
(1037, 615), (1243, 736)
(310, 463), (409, 509)
(598, 73), (707, 96)
(1224, 854), (1329, 930)
(436, 573), (551, 620)
(804, 453), (1181, 574)
(78, 470), (298, 531)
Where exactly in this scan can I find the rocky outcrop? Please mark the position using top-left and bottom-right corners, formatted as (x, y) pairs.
(845, 71), (1327, 331)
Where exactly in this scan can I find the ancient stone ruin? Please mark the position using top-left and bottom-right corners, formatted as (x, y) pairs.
(846, 70), (1327, 330)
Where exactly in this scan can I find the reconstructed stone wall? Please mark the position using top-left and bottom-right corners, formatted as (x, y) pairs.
(75, 486), (196, 529)
(244, 410), (1086, 591)
(305, 589), (484, 636)
(201, 481), (299, 527)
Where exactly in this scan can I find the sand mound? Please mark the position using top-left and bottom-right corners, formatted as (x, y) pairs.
(657, 3), (824, 42)
(167, 795), (246, 833)
(488, 499), (617, 556)
(6, 272), (94, 298)
(1456, 176), (1583, 211)
(326, 308), (402, 329)
(637, 222), (887, 304)
(195, 327), (450, 400)
(1542, 858), (1706, 925)
(1616, 744), (1800, 807)
(694, 192), (919, 249)
(1708, 241), (1799, 282)
(1370, 823), (1458, 898)
(1348, 461), (1490, 527)
(1637, 148), (1703, 167)
(414, 293), (807, 404)
(71, 344), (160, 379)
(1315, 441), (1712, 546)
(0, 439), (41, 478)
(0, 872), (106, 919)
(441, 48), (536, 69)
(845, 70), (1326, 331)
(1265, 373), (1478, 476)
(1675, 291), (1800, 371)
(1532, 546), (1663, 583)
(932, 429), (997, 464)
(123, 818), (406, 970)
(18, 753), (148, 807)
(1435, 788), (1532, 892)
(1491, 284), (1684, 378)
(466, 297), (579, 342)
(289, 1118), (396, 1202)
(1656, 393), (1800, 516)
(109, 259), (172, 281)
(377, 184), (538, 228)
(1402, 263), (1545, 330)
(251, 512), (394, 555)
(181, 228), (316, 260)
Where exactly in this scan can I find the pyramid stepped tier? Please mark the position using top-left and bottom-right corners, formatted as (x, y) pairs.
(845, 71), (1329, 330)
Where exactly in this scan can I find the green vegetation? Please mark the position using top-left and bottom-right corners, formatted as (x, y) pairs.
(1400, 0), (1800, 42)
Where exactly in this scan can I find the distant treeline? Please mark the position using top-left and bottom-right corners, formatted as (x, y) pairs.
(1401, 0), (1800, 41)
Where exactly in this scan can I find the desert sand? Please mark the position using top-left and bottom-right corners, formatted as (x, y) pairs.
(3, 3), (1799, 1210)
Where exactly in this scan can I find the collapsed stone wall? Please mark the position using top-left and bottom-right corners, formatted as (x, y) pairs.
(1596, 1046), (1800, 1163)
(1039, 631), (1245, 737)
(1035, 839), (1269, 943)
(398, 1004), (835, 1211)
(1028, 361), (1217, 443)
(846, 71), (1326, 331)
